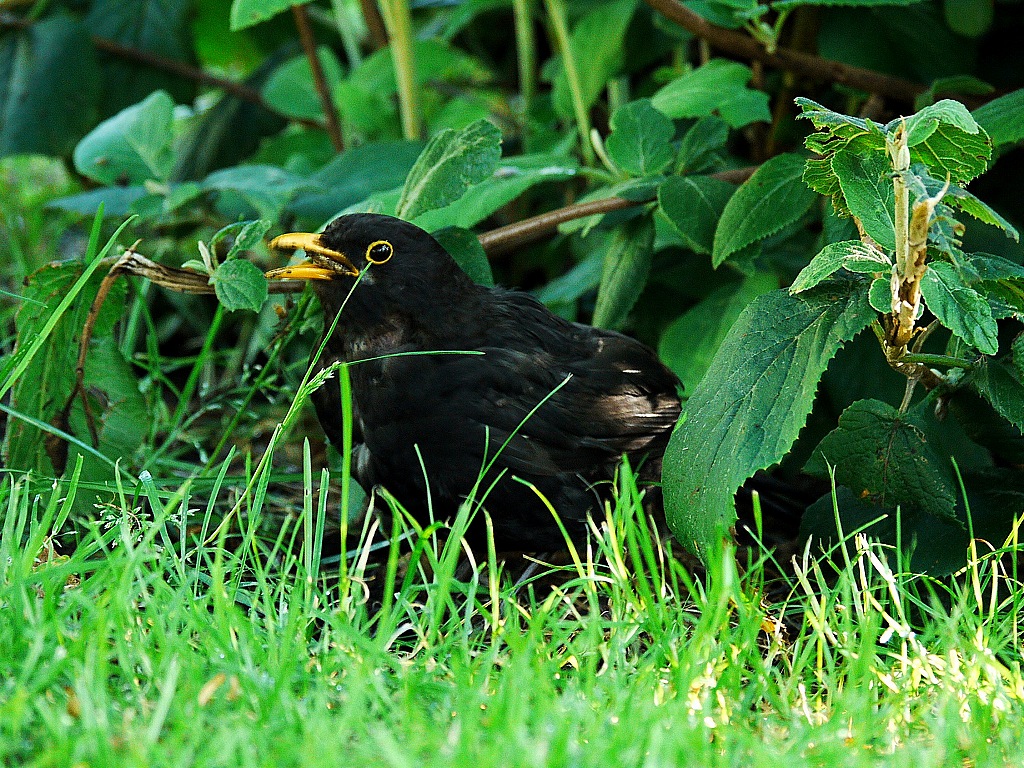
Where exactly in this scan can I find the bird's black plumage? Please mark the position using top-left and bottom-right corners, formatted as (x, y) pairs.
(267, 213), (682, 550)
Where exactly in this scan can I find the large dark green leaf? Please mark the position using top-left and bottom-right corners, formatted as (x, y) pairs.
(663, 280), (875, 559)
(658, 273), (776, 394)
(86, 0), (195, 116)
(0, 15), (100, 158)
(971, 358), (1024, 432)
(972, 88), (1024, 148)
(804, 398), (958, 523)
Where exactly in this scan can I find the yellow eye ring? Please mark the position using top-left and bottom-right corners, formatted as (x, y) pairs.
(366, 240), (393, 265)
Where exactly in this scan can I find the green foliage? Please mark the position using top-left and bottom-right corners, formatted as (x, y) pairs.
(2, 0), (1023, 582)
(663, 281), (875, 559)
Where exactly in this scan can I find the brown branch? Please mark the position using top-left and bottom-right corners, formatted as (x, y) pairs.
(641, 0), (925, 102)
(292, 4), (345, 151)
(478, 166), (758, 256)
(359, 0), (389, 50)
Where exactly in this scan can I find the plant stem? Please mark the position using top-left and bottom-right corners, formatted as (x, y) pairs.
(293, 4), (345, 152)
(543, 0), (595, 165)
(512, 0), (536, 136)
(378, 0), (421, 140)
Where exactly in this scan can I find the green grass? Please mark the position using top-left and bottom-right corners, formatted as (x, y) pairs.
(2, 455), (1023, 766)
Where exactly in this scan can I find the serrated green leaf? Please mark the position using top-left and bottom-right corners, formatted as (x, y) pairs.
(605, 99), (675, 177)
(712, 153), (815, 267)
(911, 122), (991, 186)
(4, 260), (146, 480)
(396, 119), (502, 221)
(921, 262), (998, 354)
(971, 358), (1024, 432)
(1013, 334), (1024, 377)
(805, 398), (958, 523)
(900, 99), (980, 147)
(663, 279), (875, 559)
(652, 60), (770, 129)
(832, 148), (897, 251)
(972, 88), (1024, 148)
(73, 90), (175, 185)
(431, 227), (494, 287)
(658, 273), (776, 394)
(413, 154), (578, 231)
(210, 259), (268, 312)
(227, 219), (273, 259)
(790, 240), (890, 293)
(591, 217), (655, 330)
(658, 175), (736, 255)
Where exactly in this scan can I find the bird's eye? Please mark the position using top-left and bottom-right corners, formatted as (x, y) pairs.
(366, 240), (393, 265)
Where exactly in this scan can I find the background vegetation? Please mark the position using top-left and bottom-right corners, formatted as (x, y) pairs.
(2, 0), (1024, 764)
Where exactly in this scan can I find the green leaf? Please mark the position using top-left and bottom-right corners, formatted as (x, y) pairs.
(921, 262), (998, 355)
(652, 60), (770, 128)
(85, 0), (195, 116)
(209, 259), (268, 313)
(431, 227), (494, 287)
(942, 0), (993, 37)
(901, 99), (980, 147)
(591, 216), (655, 330)
(790, 240), (891, 293)
(972, 88), (1024, 148)
(805, 398), (958, 523)
(4, 260), (146, 480)
(658, 273), (776, 394)
(202, 164), (308, 221)
(396, 119), (502, 221)
(73, 91), (176, 185)
(551, 0), (637, 120)
(605, 99), (675, 176)
(0, 15), (100, 158)
(712, 153), (816, 267)
(663, 279), (875, 559)
(658, 175), (736, 255)
(911, 121), (991, 186)
(224, 219), (272, 260)
(290, 141), (425, 221)
(676, 116), (730, 174)
(868, 277), (891, 314)
(413, 154), (578, 231)
(971, 358), (1024, 432)
(262, 48), (345, 121)
(230, 0), (295, 30)
(832, 148), (897, 251)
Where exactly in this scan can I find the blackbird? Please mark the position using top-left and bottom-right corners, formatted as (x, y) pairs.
(266, 213), (681, 550)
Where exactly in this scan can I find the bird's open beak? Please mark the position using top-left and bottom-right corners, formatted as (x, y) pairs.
(265, 232), (359, 280)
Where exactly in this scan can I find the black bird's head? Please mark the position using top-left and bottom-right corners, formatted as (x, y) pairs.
(266, 213), (473, 320)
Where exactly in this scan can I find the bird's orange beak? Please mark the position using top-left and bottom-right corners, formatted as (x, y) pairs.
(265, 232), (359, 280)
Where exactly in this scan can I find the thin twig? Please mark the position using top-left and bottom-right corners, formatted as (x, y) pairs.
(358, 0), (389, 50)
(641, 0), (925, 102)
(292, 4), (345, 151)
(478, 166), (757, 256)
